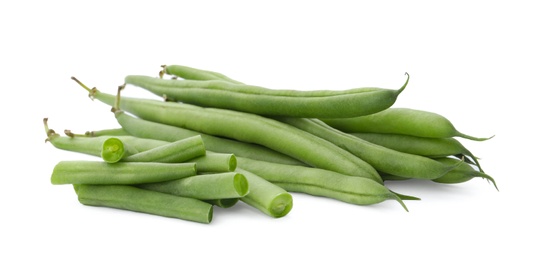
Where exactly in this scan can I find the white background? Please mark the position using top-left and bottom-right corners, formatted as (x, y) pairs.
(2, 0), (533, 259)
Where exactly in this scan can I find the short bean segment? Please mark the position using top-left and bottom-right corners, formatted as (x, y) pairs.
(188, 152), (237, 172)
(101, 137), (139, 163)
(123, 72), (409, 118)
(237, 157), (412, 211)
(350, 132), (483, 171)
(122, 135), (206, 163)
(51, 161), (196, 185)
(432, 157), (498, 190)
(277, 117), (458, 180)
(76, 184), (213, 224)
(76, 82), (381, 182)
(138, 172), (249, 200)
(162, 65), (244, 84)
(322, 108), (493, 141)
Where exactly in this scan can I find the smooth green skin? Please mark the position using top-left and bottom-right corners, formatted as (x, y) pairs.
(124, 72), (408, 118)
(101, 137), (139, 163)
(237, 157), (410, 211)
(432, 157), (498, 190)
(77, 184), (213, 224)
(114, 111), (306, 166)
(322, 108), (492, 141)
(188, 152), (237, 172)
(350, 132), (483, 172)
(164, 64), (244, 84)
(85, 128), (130, 137)
(123, 135), (206, 163)
(92, 92), (381, 182)
(204, 198), (239, 208)
(233, 168), (293, 218)
(278, 118), (457, 180)
(138, 172), (249, 200)
(51, 161), (196, 185)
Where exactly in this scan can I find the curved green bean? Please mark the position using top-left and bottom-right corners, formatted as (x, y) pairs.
(237, 157), (412, 211)
(162, 64), (244, 84)
(138, 172), (249, 200)
(322, 108), (493, 141)
(123, 72), (409, 118)
(51, 161), (196, 185)
(432, 157), (498, 190)
(77, 184), (213, 224)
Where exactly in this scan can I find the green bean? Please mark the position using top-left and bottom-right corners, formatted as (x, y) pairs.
(138, 172), (249, 200)
(432, 157), (498, 190)
(123, 72), (409, 118)
(101, 137), (139, 163)
(76, 184), (213, 224)
(51, 161), (196, 185)
(188, 152), (237, 172)
(349, 132), (483, 171)
(204, 198), (240, 208)
(277, 118), (458, 180)
(233, 168), (293, 218)
(74, 80), (381, 183)
(85, 128), (130, 137)
(322, 108), (493, 141)
(162, 65), (244, 84)
(237, 157), (413, 211)
(122, 135), (205, 163)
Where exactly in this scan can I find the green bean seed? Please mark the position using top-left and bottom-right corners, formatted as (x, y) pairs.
(51, 161), (196, 185)
(76, 184), (213, 224)
(322, 108), (492, 141)
(138, 172), (249, 200)
(123, 71), (409, 118)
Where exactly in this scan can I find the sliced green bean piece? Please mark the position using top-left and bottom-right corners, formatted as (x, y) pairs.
(350, 132), (483, 171)
(233, 168), (293, 218)
(122, 135), (205, 163)
(162, 64), (244, 84)
(322, 108), (493, 141)
(138, 172), (249, 200)
(237, 157), (411, 211)
(432, 157), (498, 190)
(277, 118), (457, 180)
(124, 72), (408, 118)
(101, 137), (139, 163)
(188, 152), (237, 172)
(51, 161), (196, 185)
(204, 198), (240, 208)
(77, 184), (213, 224)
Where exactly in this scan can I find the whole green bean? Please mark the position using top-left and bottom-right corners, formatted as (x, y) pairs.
(76, 184), (213, 224)
(123, 72), (409, 118)
(322, 108), (492, 141)
(122, 135), (205, 163)
(233, 168), (293, 218)
(237, 157), (413, 211)
(277, 118), (458, 180)
(162, 64), (244, 84)
(74, 80), (381, 182)
(349, 132), (483, 171)
(85, 128), (130, 137)
(51, 161), (196, 185)
(138, 172), (249, 200)
(432, 157), (498, 190)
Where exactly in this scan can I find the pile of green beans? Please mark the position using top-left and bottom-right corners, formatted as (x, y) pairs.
(45, 64), (496, 224)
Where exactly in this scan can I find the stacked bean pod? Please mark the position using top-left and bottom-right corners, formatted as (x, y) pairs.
(45, 65), (496, 224)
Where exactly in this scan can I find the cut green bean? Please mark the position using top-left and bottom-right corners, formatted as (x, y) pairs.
(432, 157), (498, 190)
(51, 161), (196, 185)
(138, 172), (248, 200)
(77, 184), (213, 224)
(122, 135), (205, 163)
(350, 132), (483, 171)
(124, 72), (408, 118)
(188, 152), (237, 172)
(162, 65), (244, 84)
(237, 157), (412, 211)
(277, 118), (458, 180)
(322, 108), (493, 141)
(101, 137), (139, 163)
(204, 198), (240, 208)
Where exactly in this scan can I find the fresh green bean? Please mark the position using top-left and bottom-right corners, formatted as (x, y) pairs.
(101, 137), (139, 163)
(123, 72), (409, 118)
(322, 108), (493, 141)
(188, 152), (237, 172)
(85, 128), (130, 137)
(76, 184), (213, 224)
(349, 132), (483, 171)
(432, 157), (498, 190)
(138, 172), (249, 200)
(122, 135), (205, 163)
(237, 157), (413, 211)
(204, 198), (240, 208)
(277, 118), (458, 180)
(162, 65), (244, 84)
(74, 80), (381, 183)
(233, 168), (293, 218)
(51, 161), (196, 185)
